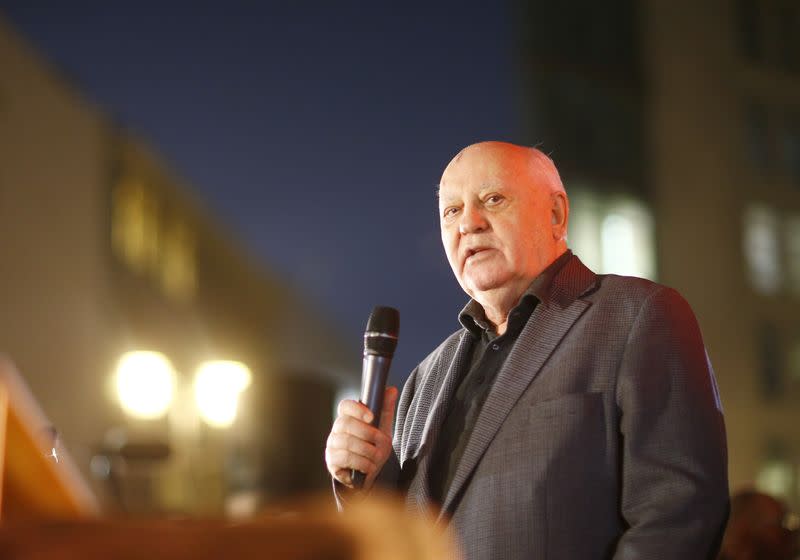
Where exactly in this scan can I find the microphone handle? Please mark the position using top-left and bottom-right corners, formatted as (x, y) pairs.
(351, 354), (391, 489)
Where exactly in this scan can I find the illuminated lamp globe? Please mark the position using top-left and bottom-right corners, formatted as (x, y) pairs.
(115, 351), (176, 419)
(194, 360), (252, 428)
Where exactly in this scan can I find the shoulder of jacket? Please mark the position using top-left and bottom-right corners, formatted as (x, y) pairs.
(594, 273), (676, 303)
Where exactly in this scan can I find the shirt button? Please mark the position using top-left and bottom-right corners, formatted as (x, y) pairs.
(492, 343), (500, 351)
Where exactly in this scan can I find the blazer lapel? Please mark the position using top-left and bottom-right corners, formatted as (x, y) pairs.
(416, 331), (473, 456)
(437, 256), (597, 519)
(401, 330), (472, 509)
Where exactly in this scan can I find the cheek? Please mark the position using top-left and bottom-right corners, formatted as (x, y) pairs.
(518, 211), (549, 244)
(441, 231), (459, 265)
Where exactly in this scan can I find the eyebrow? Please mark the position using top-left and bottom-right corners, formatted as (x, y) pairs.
(436, 182), (505, 202)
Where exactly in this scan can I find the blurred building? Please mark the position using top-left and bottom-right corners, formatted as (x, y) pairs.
(517, 0), (800, 507)
(0, 16), (357, 515)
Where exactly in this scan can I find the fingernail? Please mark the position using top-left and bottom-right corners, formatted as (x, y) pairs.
(363, 412), (372, 423)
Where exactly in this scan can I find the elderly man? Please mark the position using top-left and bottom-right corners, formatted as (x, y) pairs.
(325, 141), (729, 559)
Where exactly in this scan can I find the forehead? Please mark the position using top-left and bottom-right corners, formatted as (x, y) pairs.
(438, 147), (528, 201)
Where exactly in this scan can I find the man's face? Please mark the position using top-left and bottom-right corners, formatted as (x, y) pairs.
(438, 145), (557, 301)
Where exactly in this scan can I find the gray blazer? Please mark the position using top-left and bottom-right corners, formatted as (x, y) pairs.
(341, 255), (728, 559)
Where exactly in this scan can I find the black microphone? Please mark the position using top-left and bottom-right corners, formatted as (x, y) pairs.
(352, 305), (399, 489)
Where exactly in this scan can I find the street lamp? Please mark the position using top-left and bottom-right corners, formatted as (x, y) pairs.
(193, 360), (251, 428)
(115, 351), (176, 420)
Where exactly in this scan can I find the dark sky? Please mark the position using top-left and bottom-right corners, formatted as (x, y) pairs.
(2, 1), (520, 385)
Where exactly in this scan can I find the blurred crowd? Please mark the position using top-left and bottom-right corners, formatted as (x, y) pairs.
(719, 490), (799, 560)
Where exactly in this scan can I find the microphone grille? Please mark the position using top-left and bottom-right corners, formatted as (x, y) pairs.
(364, 306), (399, 356)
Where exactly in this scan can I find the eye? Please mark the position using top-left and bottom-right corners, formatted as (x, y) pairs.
(442, 206), (460, 219)
(484, 194), (504, 206)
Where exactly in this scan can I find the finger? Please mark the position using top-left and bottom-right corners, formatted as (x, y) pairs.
(333, 469), (353, 487)
(337, 399), (374, 424)
(331, 415), (384, 443)
(326, 447), (375, 478)
(379, 386), (399, 436)
(327, 432), (379, 463)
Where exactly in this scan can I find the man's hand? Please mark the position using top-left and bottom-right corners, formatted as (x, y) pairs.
(325, 386), (399, 492)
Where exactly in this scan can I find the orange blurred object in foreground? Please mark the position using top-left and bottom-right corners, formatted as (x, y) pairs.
(0, 494), (461, 560)
(0, 356), (99, 523)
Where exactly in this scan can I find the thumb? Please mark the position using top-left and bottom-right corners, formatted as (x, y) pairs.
(379, 386), (399, 437)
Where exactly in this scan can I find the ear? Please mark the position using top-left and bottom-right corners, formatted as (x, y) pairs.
(550, 192), (568, 239)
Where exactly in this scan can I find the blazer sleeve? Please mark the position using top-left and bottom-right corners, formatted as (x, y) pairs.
(613, 286), (729, 559)
(332, 365), (419, 511)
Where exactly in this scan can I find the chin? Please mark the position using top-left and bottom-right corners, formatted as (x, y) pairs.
(464, 272), (511, 295)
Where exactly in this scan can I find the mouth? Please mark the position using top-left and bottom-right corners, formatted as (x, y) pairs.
(463, 246), (492, 263)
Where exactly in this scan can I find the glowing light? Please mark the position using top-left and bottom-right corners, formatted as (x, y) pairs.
(785, 215), (800, 297)
(194, 361), (252, 428)
(568, 189), (655, 280)
(567, 189), (603, 272)
(602, 214), (638, 275)
(600, 201), (655, 279)
(744, 204), (781, 294)
(115, 351), (176, 419)
(756, 459), (793, 499)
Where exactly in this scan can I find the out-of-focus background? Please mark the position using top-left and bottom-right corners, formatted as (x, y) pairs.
(0, 0), (798, 517)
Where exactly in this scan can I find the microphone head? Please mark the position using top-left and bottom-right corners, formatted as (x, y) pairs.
(364, 306), (399, 357)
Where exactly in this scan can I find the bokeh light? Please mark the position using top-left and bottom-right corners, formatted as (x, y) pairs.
(194, 360), (251, 428)
(115, 351), (176, 419)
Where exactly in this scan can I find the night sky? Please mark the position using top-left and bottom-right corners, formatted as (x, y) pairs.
(2, 2), (519, 386)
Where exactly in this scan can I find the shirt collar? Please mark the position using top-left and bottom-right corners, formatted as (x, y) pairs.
(458, 249), (573, 336)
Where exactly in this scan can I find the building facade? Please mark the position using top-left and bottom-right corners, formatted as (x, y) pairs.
(0, 16), (357, 515)
(517, 0), (800, 506)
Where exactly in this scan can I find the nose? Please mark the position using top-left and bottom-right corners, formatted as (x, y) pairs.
(458, 204), (488, 235)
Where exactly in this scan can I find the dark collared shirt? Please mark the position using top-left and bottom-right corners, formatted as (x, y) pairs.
(427, 250), (572, 506)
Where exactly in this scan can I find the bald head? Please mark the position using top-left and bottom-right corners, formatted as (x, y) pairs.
(441, 141), (565, 198)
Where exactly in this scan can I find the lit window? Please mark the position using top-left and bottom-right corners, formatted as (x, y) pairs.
(112, 176), (199, 302)
(601, 207), (655, 279)
(568, 189), (656, 279)
(111, 177), (159, 274)
(785, 215), (800, 297)
(160, 220), (197, 302)
(744, 204), (782, 294)
(756, 441), (795, 501)
(566, 190), (603, 273)
(756, 459), (794, 500)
